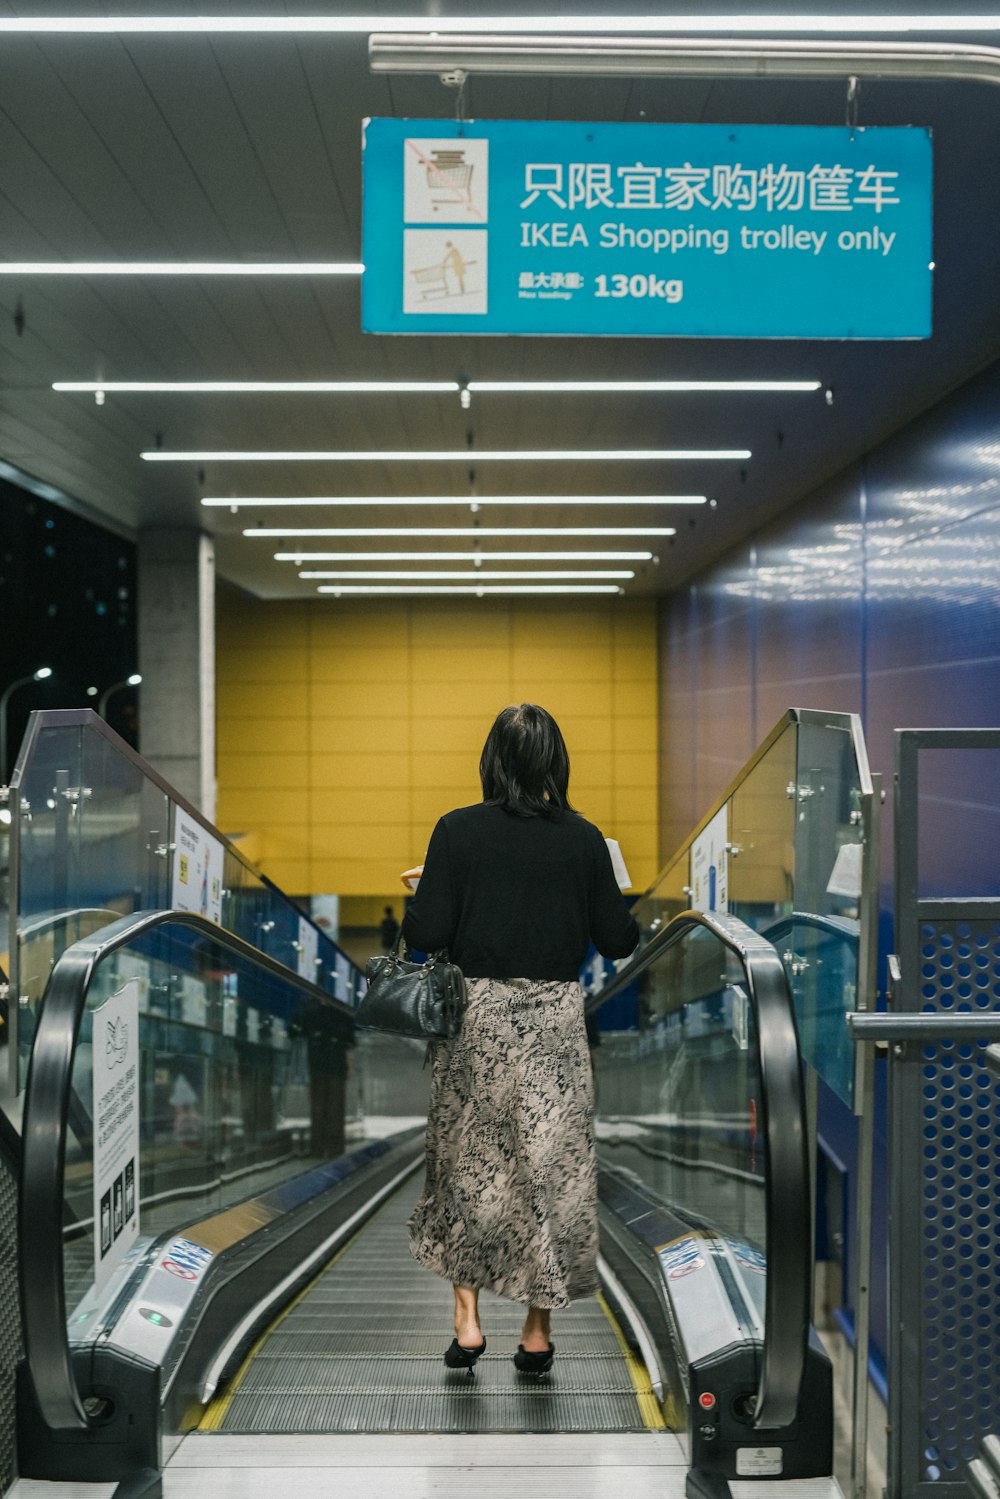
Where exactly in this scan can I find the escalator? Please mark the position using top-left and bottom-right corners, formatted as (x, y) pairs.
(14, 899), (836, 1498)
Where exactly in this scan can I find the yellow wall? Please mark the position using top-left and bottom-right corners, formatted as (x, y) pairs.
(216, 594), (660, 901)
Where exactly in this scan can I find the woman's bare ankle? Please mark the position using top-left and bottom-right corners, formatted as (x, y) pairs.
(520, 1308), (551, 1351)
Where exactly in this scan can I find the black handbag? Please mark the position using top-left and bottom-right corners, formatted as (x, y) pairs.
(359, 939), (465, 1040)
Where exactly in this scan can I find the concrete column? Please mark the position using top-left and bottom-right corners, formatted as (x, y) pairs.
(137, 528), (216, 821)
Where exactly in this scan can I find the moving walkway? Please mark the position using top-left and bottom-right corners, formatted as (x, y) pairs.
(2, 708), (865, 1497)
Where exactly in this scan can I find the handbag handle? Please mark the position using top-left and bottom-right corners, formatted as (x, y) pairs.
(389, 931), (450, 966)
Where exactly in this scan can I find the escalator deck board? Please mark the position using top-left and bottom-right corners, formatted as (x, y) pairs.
(211, 1174), (652, 1435)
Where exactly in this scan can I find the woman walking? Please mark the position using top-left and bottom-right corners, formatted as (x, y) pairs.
(401, 704), (639, 1375)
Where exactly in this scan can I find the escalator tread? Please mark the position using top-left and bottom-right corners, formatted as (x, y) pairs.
(210, 1175), (652, 1435)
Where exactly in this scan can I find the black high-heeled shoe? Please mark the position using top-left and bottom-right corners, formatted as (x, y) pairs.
(444, 1335), (487, 1374)
(513, 1342), (554, 1376)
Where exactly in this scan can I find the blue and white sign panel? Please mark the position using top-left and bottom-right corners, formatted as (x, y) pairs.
(362, 119), (932, 339)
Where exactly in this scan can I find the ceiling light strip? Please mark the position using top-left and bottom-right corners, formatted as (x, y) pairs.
(0, 17), (995, 35)
(145, 448), (749, 461)
(203, 494), (706, 507)
(275, 550), (654, 562)
(298, 569), (635, 580)
(316, 584), (624, 595)
(56, 378), (815, 395)
(57, 380), (456, 392)
(467, 380), (820, 393)
(2, 262), (362, 275)
(251, 526), (675, 538)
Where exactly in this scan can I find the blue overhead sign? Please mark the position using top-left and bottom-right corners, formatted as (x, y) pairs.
(361, 118), (932, 339)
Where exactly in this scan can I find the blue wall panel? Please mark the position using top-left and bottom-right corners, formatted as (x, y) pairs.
(658, 352), (1000, 1381)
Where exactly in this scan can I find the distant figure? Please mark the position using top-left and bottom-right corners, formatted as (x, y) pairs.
(380, 904), (400, 952)
(291, 997), (355, 1159)
(402, 704), (639, 1377)
(442, 241), (468, 294)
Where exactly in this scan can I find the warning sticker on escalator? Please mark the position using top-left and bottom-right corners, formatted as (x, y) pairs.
(92, 979), (140, 1295)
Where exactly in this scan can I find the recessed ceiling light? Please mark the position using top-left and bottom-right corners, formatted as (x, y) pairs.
(298, 569), (636, 580)
(251, 525), (675, 537)
(275, 550), (654, 562)
(202, 494), (707, 507)
(467, 380), (820, 393)
(56, 380), (454, 392)
(0, 17), (993, 34)
(316, 584), (624, 595)
(2, 261), (362, 275)
(145, 447), (749, 461)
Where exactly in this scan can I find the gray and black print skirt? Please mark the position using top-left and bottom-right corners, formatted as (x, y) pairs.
(408, 976), (599, 1309)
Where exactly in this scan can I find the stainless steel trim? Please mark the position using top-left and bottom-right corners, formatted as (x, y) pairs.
(848, 1013), (1000, 1042)
(370, 33), (1000, 86)
(596, 1252), (666, 1403)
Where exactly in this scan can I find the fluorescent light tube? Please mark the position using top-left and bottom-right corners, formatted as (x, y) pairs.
(56, 380), (456, 392)
(298, 569), (635, 580)
(467, 380), (820, 393)
(316, 584), (624, 595)
(57, 378), (814, 396)
(251, 526), (675, 537)
(145, 448), (749, 461)
(2, 261), (362, 275)
(202, 494), (706, 507)
(0, 18), (994, 35)
(275, 550), (654, 562)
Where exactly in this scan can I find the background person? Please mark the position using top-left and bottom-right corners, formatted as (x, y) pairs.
(401, 703), (639, 1375)
(379, 904), (400, 952)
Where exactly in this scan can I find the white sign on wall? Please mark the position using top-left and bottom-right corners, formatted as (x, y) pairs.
(297, 916), (319, 981)
(92, 979), (140, 1294)
(690, 805), (729, 914)
(172, 811), (224, 924)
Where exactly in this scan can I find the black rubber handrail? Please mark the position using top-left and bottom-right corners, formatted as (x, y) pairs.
(20, 907), (358, 1433)
(588, 908), (810, 1432)
(761, 910), (859, 945)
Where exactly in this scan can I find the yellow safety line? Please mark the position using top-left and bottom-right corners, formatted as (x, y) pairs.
(598, 1291), (666, 1431)
(199, 1197), (389, 1431)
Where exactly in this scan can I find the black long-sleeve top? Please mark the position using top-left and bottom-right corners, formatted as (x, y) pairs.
(401, 802), (640, 981)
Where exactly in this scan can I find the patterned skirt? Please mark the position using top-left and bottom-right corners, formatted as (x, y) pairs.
(407, 976), (598, 1309)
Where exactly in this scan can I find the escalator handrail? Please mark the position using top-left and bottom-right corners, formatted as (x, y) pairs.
(20, 906), (359, 1434)
(761, 909), (859, 944)
(588, 908), (810, 1432)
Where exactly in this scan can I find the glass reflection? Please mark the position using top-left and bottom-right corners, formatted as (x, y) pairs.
(596, 924), (767, 1317)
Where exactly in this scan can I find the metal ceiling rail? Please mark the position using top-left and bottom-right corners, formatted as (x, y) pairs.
(369, 33), (1000, 86)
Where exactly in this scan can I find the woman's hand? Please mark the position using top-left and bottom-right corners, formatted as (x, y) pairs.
(400, 864), (424, 890)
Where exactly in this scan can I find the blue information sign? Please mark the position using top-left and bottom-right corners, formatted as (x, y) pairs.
(361, 118), (931, 339)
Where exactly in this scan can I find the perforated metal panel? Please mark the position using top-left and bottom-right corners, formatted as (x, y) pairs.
(892, 729), (1000, 1499)
(0, 1129), (22, 1491)
(915, 919), (1000, 1486)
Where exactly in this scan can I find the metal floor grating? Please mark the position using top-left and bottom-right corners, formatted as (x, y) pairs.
(212, 1172), (651, 1435)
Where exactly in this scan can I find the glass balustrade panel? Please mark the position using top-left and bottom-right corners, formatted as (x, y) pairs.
(595, 923), (767, 1327)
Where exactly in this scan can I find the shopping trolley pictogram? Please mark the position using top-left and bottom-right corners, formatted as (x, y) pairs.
(410, 252), (478, 302)
(426, 149), (475, 211)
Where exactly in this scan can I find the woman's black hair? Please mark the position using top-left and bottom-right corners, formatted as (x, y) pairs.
(479, 704), (575, 818)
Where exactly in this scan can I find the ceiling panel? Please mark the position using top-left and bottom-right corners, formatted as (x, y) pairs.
(0, 8), (995, 602)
